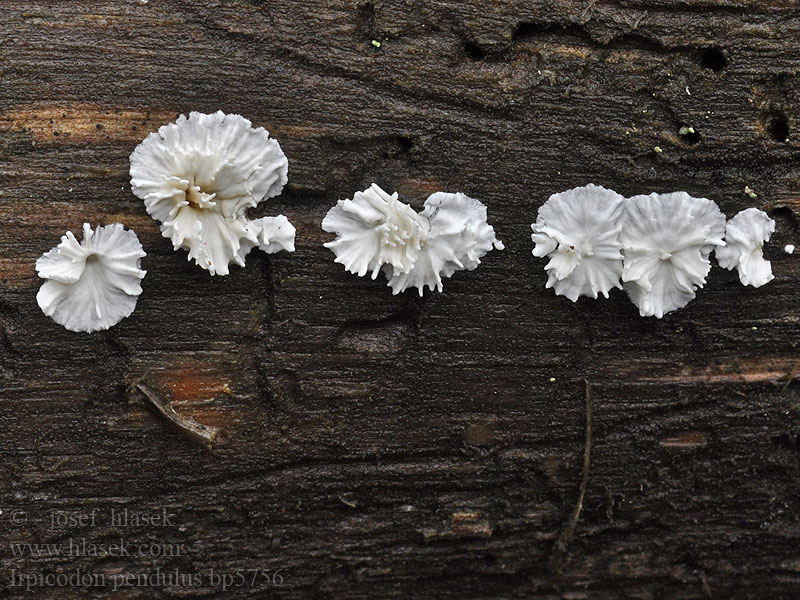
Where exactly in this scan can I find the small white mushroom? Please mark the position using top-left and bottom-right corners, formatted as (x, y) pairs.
(387, 191), (505, 294)
(715, 207), (775, 287)
(250, 215), (297, 254)
(323, 184), (429, 280)
(129, 111), (292, 275)
(531, 184), (625, 301)
(785, 244), (795, 255)
(322, 184), (502, 295)
(36, 223), (146, 332)
(620, 192), (725, 318)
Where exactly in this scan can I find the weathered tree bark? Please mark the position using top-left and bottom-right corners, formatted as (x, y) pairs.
(1, 1), (799, 598)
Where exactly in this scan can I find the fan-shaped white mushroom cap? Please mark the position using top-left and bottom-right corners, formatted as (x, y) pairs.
(322, 184), (429, 279)
(620, 192), (725, 318)
(531, 184), (625, 301)
(387, 192), (505, 294)
(715, 208), (775, 287)
(36, 223), (146, 332)
(322, 185), (502, 295)
(130, 111), (290, 275)
(252, 215), (296, 254)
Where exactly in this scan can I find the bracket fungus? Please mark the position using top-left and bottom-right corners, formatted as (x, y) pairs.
(715, 208), (775, 287)
(130, 111), (294, 275)
(322, 184), (503, 295)
(36, 223), (146, 332)
(531, 184), (625, 301)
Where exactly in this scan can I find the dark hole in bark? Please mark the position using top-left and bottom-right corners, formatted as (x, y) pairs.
(397, 136), (413, 154)
(381, 136), (414, 159)
(463, 41), (486, 61)
(768, 115), (789, 142)
(698, 47), (726, 71)
(769, 206), (799, 231)
(678, 125), (700, 145)
(513, 22), (541, 42)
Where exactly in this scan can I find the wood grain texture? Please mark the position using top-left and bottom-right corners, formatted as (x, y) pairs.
(1, 1), (799, 598)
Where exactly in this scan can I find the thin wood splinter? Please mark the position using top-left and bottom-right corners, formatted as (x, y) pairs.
(134, 383), (220, 449)
(556, 379), (593, 554)
(782, 364), (799, 394)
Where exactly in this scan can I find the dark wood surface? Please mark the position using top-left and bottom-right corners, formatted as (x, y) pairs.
(1, 1), (799, 598)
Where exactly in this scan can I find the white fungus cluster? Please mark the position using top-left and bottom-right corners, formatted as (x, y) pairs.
(36, 223), (146, 332)
(322, 184), (503, 295)
(37, 111), (298, 333)
(531, 185), (776, 318)
(130, 111), (295, 276)
(35, 108), (786, 332)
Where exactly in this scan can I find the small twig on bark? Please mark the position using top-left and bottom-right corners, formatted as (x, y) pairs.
(134, 383), (220, 449)
(781, 364), (798, 394)
(556, 379), (593, 554)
